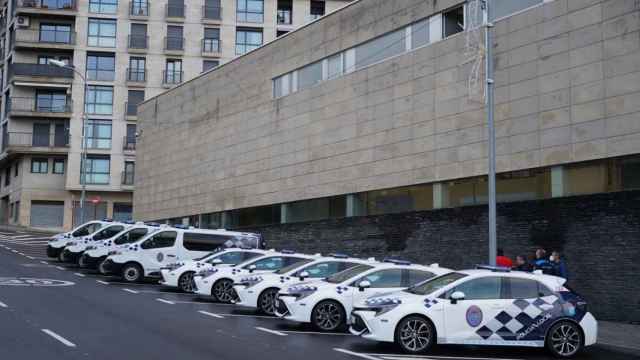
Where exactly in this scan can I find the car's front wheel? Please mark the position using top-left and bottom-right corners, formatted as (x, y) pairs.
(546, 321), (583, 358)
(178, 271), (195, 293)
(121, 263), (144, 283)
(311, 300), (345, 331)
(395, 315), (436, 354)
(212, 279), (237, 303)
(258, 288), (279, 315)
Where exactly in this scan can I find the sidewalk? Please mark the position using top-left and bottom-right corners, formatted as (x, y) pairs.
(598, 321), (640, 354)
(0, 224), (59, 234)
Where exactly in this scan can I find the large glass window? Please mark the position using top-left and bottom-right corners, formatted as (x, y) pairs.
(93, 225), (125, 240)
(85, 85), (113, 115)
(243, 256), (285, 271)
(36, 90), (68, 112)
(449, 277), (503, 300)
(141, 231), (177, 249)
(286, 196), (346, 223)
(128, 57), (146, 82)
(114, 227), (149, 245)
(229, 204), (279, 227)
(86, 120), (112, 149)
(203, 27), (220, 52)
(182, 233), (236, 251)
(565, 163), (608, 196)
(39, 24), (72, 43)
(277, 0), (292, 25)
(82, 156), (110, 185)
(164, 59), (183, 84)
(237, 0), (264, 23)
(355, 28), (406, 69)
(235, 28), (262, 55)
(297, 61), (323, 90)
(53, 159), (65, 174)
(442, 5), (464, 38)
(31, 158), (48, 173)
(88, 18), (117, 47)
(86, 53), (115, 81)
(89, 0), (118, 14)
(130, 0), (148, 16)
(366, 184), (433, 215)
(355, 269), (404, 288)
(411, 18), (429, 49)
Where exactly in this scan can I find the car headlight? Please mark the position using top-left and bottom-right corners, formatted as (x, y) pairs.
(108, 250), (122, 256)
(287, 284), (318, 301)
(197, 268), (218, 277)
(237, 276), (263, 288)
(364, 297), (403, 316)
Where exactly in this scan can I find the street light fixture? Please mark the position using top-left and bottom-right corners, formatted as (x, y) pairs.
(49, 59), (89, 225)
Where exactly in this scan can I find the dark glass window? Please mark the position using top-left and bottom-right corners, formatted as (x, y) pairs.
(235, 28), (262, 55)
(450, 277), (503, 300)
(31, 158), (48, 173)
(237, 0), (263, 23)
(93, 225), (125, 240)
(82, 156), (110, 185)
(128, 57), (146, 82)
(182, 233), (235, 251)
(210, 251), (246, 264)
(141, 231), (177, 249)
(243, 256), (286, 271)
(89, 0), (118, 14)
(53, 159), (65, 174)
(443, 5), (464, 38)
(114, 228), (149, 244)
(88, 18), (117, 47)
(39, 24), (71, 43)
(405, 269), (435, 287)
(356, 269), (404, 288)
(506, 277), (542, 299)
(295, 261), (343, 278)
(86, 53), (115, 81)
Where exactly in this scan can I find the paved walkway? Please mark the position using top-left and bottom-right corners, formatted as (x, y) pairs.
(598, 321), (640, 354)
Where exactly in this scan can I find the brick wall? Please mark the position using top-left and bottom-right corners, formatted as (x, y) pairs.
(241, 190), (640, 322)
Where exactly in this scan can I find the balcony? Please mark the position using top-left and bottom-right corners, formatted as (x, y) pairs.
(8, 63), (74, 85)
(123, 136), (136, 151)
(165, 4), (185, 21)
(126, 68), (146, 85)
(129, 0), (149, 18)
(3, 131), (69, 156)
(7, 96), (72, 118)
(202, 5), (222, 22)
(201, 38), (221, 56)
(128, 35), (148, 52)
(164, 36), (184, 54)
(16, 0), (77, 16)
(162, 70), (183, 87)
(13, 28), (76, 50)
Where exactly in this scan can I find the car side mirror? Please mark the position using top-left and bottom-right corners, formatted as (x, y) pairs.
(248, 264), (257, 273)
(298, 271), (309, 281)
(450, 291), (465, 304)
(358, 280), (371, 292)
(210, 258), (223, 265)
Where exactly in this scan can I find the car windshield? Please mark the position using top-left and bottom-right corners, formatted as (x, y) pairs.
(405, 272), (468, 295)
(71, 222), (104, 237)
(325, 264), (374, 284)
(275, 259), (314, 275)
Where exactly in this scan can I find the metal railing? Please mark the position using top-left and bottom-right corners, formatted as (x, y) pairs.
(6, 131), (69, 148)
(126, 68), (146, 82)
(123, 136), (136, 151)
(162, 70), (183, 85)
(166, 4), (185, 18)
(8, 96), (72, 113)
(165, 36), (184, 51)
(128, 34), (148, 49)
(202, 38), (220, 53)
(202, 5), (221, 20)
(9, 63), (74, 78)
(121, 171), (135, 185)
(17, 0), (76, 10)
(129, 0), (149, 16)
(13, 28), (76, 45)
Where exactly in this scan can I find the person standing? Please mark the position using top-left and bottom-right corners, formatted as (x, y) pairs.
(551, 250), (569, 279)
(513, 255), (532, 272)
(533, 248), (554, 274)
(496, 248), (513, 268)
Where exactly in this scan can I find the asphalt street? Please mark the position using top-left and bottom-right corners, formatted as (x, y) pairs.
(0, 229), (638, 360)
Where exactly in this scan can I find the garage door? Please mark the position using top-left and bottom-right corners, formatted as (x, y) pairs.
(30, 201), (65, 228)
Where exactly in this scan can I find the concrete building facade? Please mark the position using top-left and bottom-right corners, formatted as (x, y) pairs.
(0, 0), (347, 231)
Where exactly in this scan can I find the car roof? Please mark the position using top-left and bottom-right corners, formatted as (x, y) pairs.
(160, 227), (260, 237)
(457, 268), (567, 289)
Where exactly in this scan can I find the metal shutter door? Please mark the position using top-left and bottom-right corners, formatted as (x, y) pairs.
(30, 201), (64, 228)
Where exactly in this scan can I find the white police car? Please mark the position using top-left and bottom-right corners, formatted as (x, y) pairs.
(276, 259), (451, 331)
(159, 248), (268, 292)
(193, 250), (316, 303)
(61, 222), (130, 264)
(79, 223), (162, 272)
(47, 220), (112, 260)
(102, 226), (262, 283)
(349, 266), (597, 358)
(234, 254), (377, 315)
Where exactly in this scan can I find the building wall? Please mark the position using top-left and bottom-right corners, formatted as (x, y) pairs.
(239, 190), (640, 323)
(135, 0), (640, 221)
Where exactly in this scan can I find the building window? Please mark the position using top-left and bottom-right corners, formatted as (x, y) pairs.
(235, 28), (262, 55)
(166, 0), (185, 18)
(86, 53), (115, 81)
(297, 60), (322, 90)
(39, 24), (72, 44)
(53, 159), (65, 174)
(203, 27), (220, 52)
(130, 0), (148, 16)
(366, 184), (433, 215)
(620, 157), (640, 190)
(85, 85), (113, 115)
(442, 5), (464, 38)
(82, 156), (110, 185)
(355, 28), (406, 69)
(88, 18), (117, 47)
(492, 0), (542, 20)
(31, 158), (49, 174)
(277, 0), (292, 25)
(202, 60), (219, 73)
(32, 123), (51, 147)
(237, 0), (263, 23)
(276, 30), (289, 37)
(286, 196), (346, 223)
(203, 0), (221, 20)
(14, 161), (19, 177)
(327, 53), (343, 80)
(165, 25), (184, 50)
(38, 55), (71, 66)
(122, 161), (135, 185)
(129, 23), (148, 49)
(411, 18), (430, 49)
(128, 57), (146, 82)
(4, 167), (9, 186)
(89, 0), (118, 14)
(113, 203), (133, 221)
(164, 59), (183, 84)
(309, 0), (324, 21)
(229, 204), (280, 227)
(125, 124), (136, 150)
(126, 90), (145, 116)
(86, 120), (112, 149)
(36, 90), (68, 113)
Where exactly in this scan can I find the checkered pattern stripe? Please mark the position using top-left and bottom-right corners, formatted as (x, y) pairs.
(475, 295), (559, 341)
(424, 298), (439, 309)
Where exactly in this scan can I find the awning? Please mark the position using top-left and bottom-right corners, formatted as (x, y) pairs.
(13, 82), (71, 89)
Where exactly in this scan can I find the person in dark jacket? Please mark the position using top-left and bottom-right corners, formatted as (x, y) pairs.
(532, 248), (554, 275)
(513, 255), (532, 272)
(551, 250), (569, 279)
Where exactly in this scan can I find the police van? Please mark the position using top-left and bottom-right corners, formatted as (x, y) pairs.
(47, 219), (116, 260)
(61, 222), (133, 264)
(101, 226), (263, 283)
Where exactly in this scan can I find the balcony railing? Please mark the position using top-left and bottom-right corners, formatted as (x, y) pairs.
(123, 136), (136, 151)
(162, 70), (183, 85)
(165, 36), (184, 51)
(129, 0), (149, 16)
(8, 96), (72, 114)
(126, 68), (146, 82)
(128, 34), (148, 49)
(166, 4), (185, 18)
(17, 0), (76, 11)
(202, 38), (220, 53)
(202, 5), (221, 20)
(121, 171), (135, 185)
(9, 63), (74, 79)
(5, 131), (69, 148)
(14, 29), (76, 45)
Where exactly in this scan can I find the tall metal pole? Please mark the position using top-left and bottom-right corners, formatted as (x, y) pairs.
(80, 81), (88, 225)
(484, 0), (497, 266)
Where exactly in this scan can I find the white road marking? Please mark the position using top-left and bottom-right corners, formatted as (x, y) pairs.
(255, 327), (287, 336)
(73, 273), (85, 277)
(210, 313), (277, 319)
(282, 330), (354, 336)
(156, 298), (175, 305)
(12, 235), (35, 239)
(11, 250), (17, 253)
(41, 329), (76, 348)
(40, 261), (49, 265)
(26, 256), (34, 260)
(370, 355), (524, 360)
(56, 266), (66, 271)
(198, 310), (225, 318)
(0, 300), (7, 308)
(334, 349), (381, 360)
(96, 280), (109, 285)
(123, 288), (139, 294)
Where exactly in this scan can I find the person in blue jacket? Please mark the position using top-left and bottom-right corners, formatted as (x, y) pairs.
(551, 250), (569, 280)
(532, 248), (555, 275)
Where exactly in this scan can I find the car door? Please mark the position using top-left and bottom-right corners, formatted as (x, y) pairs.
(349, 269), (405, 310)
(139, 231), (178, 273)
(441, 276), (511, 344)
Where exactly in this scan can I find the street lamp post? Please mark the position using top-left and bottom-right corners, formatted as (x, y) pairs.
(483, 0), (497, 266)
(49, 60), (89, 225)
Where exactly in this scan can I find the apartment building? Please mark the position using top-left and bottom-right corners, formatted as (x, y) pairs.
(0, 0), (349, 230)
